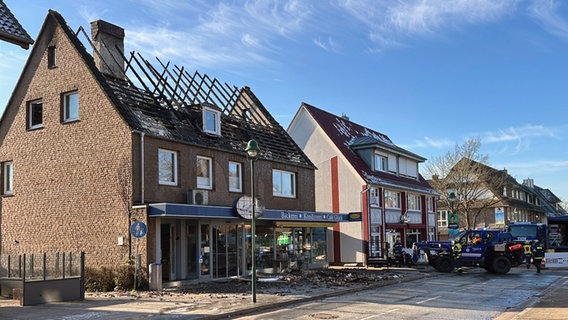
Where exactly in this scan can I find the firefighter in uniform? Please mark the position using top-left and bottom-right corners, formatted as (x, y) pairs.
(453, 241), (463, 273)
(393, 237), (403, 267)
(523, 241), (532, 269)
(532, 240), (544, 273)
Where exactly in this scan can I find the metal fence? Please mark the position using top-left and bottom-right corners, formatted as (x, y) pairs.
(0, 252), (85, 306)
(0, 252), (82, 280)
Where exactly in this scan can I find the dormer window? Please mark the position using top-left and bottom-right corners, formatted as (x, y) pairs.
(374, 153), (387, 172)
(202, 106), (221, 135)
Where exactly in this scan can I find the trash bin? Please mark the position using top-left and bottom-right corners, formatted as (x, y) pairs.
(149, 263), (162, 291)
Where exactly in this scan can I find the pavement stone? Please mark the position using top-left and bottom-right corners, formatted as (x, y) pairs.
(1, 266), (567, 320)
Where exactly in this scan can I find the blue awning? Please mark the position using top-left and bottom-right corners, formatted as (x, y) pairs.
(148, 203), (349, 224)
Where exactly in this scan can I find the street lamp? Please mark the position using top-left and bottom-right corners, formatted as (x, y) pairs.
(245, 139), (260, 303)
(448, 192), (456, 213)
(448, 192), (459, 238)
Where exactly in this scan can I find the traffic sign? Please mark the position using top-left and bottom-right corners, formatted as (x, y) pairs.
(130, 221), (147, 238)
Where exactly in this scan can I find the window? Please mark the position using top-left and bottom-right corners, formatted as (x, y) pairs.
(48, 46), (56, 68)
(3, 161), (13, 195)
(197, 156), (213, 189)
(384, 189), (400, 208)
(158, 149), (177, 185)
(228, 161), (242, 192)
(63, 91), (79, 122)
(427, 197), (434, 212)
(27, 100), (43, 129)
(370, 187), (380, 207)
(407, 193), (421, 211)
(202, 106), (221, 135)
(272, 169), (296, 198)
(374, 154), (387, 172)
(438, 210), (449, 227)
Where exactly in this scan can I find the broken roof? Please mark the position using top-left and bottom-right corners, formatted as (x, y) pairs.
(45, 10), (313, 169)
(301, 102), (436, 195)
(0, 0), (33, 49)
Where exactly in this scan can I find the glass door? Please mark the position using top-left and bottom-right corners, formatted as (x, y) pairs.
(200, 224), (211, 278)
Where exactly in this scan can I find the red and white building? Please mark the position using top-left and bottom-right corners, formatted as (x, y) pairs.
(288, 103), (438, 265)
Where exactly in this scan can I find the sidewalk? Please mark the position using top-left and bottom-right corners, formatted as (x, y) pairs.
(0, 267), (429, 320)
(496, 269), (568, 320)
(2, 267), (566, 320)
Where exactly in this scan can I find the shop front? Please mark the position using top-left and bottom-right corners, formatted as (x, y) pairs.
(149, 203), (348, 282)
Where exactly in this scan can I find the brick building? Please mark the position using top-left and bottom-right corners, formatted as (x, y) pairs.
(0, 11), (348, 282)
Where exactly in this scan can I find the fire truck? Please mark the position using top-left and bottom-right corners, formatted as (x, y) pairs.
(416, 228), (525, 274)
(507, 216), (568, 252)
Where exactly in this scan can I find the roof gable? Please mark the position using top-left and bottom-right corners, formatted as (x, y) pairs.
(0, 0), (33, 48)
(300, 102), (435, 194)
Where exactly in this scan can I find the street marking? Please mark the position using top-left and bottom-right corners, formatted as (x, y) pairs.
(360, 308), (399, 320)
(416, 296), (442, 304)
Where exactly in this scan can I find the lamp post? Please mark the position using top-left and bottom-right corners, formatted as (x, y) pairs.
(448, 192), (459, 239)
(245, 139), (260, 303)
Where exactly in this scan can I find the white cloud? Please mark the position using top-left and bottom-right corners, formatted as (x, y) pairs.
(400, 136), (455, 149)
(121, 1), (312, 70)
(527, 0), (568, 41)
(337, 0), (517, 48)
(313, 36), (338, 52)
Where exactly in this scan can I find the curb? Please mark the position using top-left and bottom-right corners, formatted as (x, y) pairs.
(200, 270), (433, 320)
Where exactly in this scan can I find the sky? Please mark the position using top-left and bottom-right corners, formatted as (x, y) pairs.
(2, 0), (568, 201)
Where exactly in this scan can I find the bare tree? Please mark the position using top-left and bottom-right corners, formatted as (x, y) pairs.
(424, 139), (508, 229)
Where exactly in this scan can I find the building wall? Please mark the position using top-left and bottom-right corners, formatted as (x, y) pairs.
(0, 22), (134, 268)
(288, 108), (365, 263)
(137, 136), (316, 211)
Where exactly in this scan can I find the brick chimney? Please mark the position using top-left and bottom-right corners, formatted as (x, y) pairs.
(90, 20), (125, 79)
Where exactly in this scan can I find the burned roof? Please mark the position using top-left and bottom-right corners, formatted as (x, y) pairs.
(47, 10), (313, 168)
(0, 0), (33, 49)
(301, 103), (435, 194)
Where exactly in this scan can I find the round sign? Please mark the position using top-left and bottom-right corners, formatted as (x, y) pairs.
(130, 221), (147, 238)
(235, 195), (264, 219)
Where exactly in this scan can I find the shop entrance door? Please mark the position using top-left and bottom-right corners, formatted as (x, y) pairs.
(160, 224), (177, 281)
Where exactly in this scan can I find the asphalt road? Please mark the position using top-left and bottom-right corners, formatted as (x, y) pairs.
(234, 267), (566, 320)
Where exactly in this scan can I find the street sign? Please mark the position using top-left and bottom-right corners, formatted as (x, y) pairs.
(130, 221), (147, 238)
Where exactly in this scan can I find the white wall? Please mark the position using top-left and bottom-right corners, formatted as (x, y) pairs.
(289, 107), (365, 263)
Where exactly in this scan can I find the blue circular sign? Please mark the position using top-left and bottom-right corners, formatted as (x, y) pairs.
(130, 221), (147, 238)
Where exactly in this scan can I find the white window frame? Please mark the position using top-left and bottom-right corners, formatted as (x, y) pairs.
(407, 193), (421, 211)
(228, 161), (242, 192)
(370, 187), (380, 207)
(384, 189), (400, 208)
(63, 91), (79, 122)
(272, 169), (296, 198)
(427, 197), (434, 212)
(202, 106), (221, 135)
(438, 210), (449, 227)
(197, 156), (213, 189)
(28, 99), (43, 130)
(158, 149), (178, 186)
(3, 161), (13, 195)
(374, 153), (387, 172)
